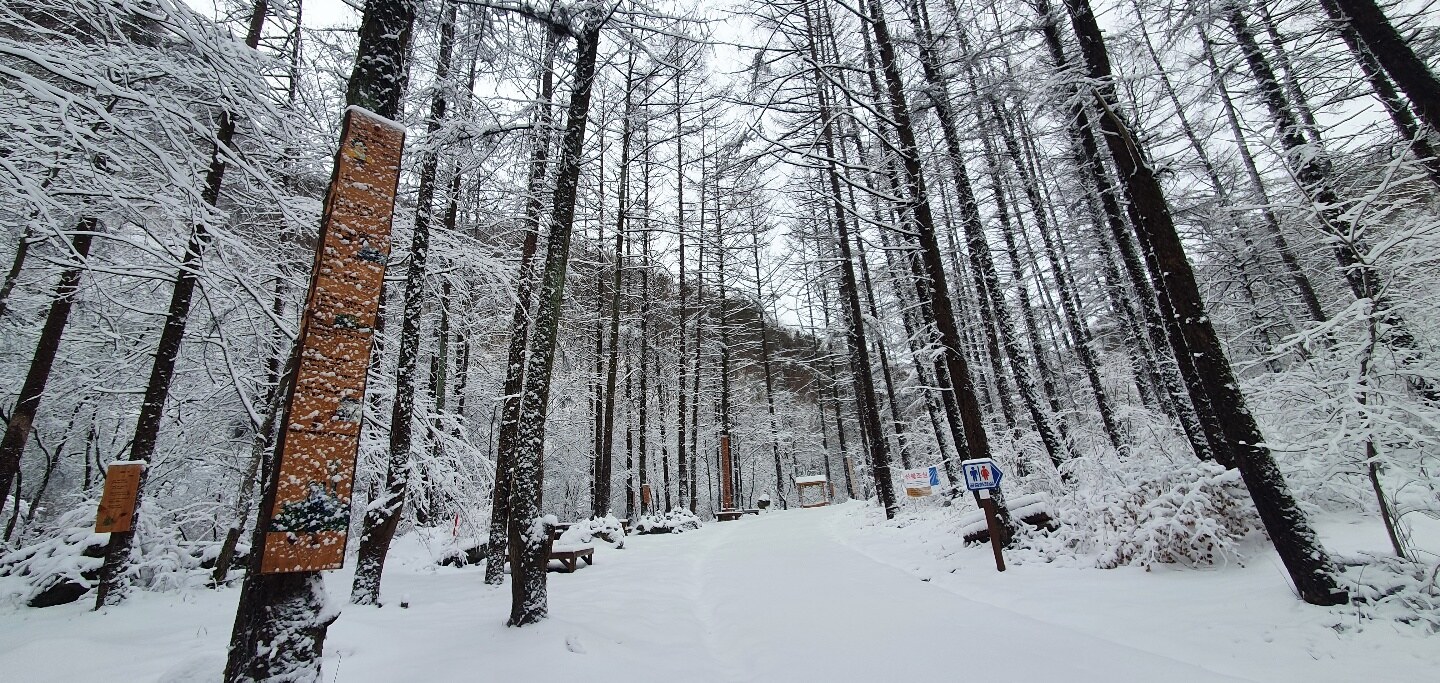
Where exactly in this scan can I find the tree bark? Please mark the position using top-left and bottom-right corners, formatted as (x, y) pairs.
(486, 28), (557, 586)
(598, 55), (638, 518)
(863, 0), (991, 473)
(801, 0), (896, 515)
(1063, 0), (1346, 606)
(1319, 0), (1440, 188)
(506, 23), (603, 626)
(350, 0), (458, 606)
(1328, 0), (1440, 135)
(0, 222), (96, 504)
(226, 0), (413, 678)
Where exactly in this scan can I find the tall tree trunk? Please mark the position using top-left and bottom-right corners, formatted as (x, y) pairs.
(715, 166), (736, 508)
(752, 221), (788, 507)
(659, 381), (672, 511)
(591, 124), (606, 514)
(850, 20), (962, 475)
(688, 194), (704, 514)
(801, 0), (896, 515)
(225, 0), (413, 678)
(0, 222), (96, 504)
(638, 114), (652, 515)
(97, 2), (272, 606)
(863, 0), (991, 474)
(485, 29), (557, 585)
(1327, 0), (1440, 135)
(1319, 0), (1440, 187)
(625, 336), (635, 519)
(597, 57), (635, 517)
(1063, 0), (1346, 606)
(350, 0), (458, 606)
(506, 22), (603, 627)
(675, 78), (690, 513)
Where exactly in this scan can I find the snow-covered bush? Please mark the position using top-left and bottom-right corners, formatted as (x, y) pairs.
(0, 501), (206, 607)
(1019, 462), (1261, 569)
(0, 504), (107, 607)
(634, 508), (702, 535)
(1334, 553), (1440, 632)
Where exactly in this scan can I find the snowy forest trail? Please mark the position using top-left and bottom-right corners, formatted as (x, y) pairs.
(1, 502), (1436, 681)
(676, 505), (1247, 682)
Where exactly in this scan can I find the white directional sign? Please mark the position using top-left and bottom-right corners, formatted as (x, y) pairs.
(960, 458), (1003, 491)
(903, 469), (933, 497)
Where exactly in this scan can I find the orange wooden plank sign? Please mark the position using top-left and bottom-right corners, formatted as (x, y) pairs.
(95, 462), (145, 533)
(260, 107), (404, 574)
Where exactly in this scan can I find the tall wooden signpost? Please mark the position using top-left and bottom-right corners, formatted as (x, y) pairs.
(225, 107), (404, 683)
(258, 108), (404, 574)
(719, 434), (734, 511)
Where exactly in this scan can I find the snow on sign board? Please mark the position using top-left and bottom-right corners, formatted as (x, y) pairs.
(903, 469), (933, 497)
(961, 458), (1003, 491)
(260, 108), (405, 574)
(94, 462), (144, 533)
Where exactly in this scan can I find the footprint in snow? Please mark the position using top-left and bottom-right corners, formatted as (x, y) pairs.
(565, 634), (587, 654)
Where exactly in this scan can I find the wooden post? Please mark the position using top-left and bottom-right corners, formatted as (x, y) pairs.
(843, 456), (858, 499)
(979, 489), (1006, 572)
(719, 433), (734, 510)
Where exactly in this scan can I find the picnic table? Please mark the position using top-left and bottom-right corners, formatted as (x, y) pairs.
(548, 522), (576, 543)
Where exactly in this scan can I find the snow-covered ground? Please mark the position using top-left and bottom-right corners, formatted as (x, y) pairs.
(1, 503), (1434, 681)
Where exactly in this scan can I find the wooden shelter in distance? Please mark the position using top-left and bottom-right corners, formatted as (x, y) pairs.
(794, 475), (831, 508)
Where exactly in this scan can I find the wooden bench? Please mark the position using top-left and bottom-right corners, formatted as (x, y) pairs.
(549, 546), (594, 573)
(716, 509), (760, 522)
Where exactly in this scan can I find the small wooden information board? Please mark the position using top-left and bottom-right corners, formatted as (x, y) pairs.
(95, 462), (145, 533)
(259, 107), (405, 574)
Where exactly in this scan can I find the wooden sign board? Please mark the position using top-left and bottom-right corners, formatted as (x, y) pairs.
(95, 462), (145, 533)
(260, 107), (404, 574)
(719, 434), (734, 511)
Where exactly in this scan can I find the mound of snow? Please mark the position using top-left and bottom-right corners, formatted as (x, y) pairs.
(634, 508), (702, 535)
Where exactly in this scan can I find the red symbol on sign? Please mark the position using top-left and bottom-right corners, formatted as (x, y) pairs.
(981, 466), (990, 481)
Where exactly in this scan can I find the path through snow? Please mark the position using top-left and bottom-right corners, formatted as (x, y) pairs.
(1, 502), (1434, 681)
